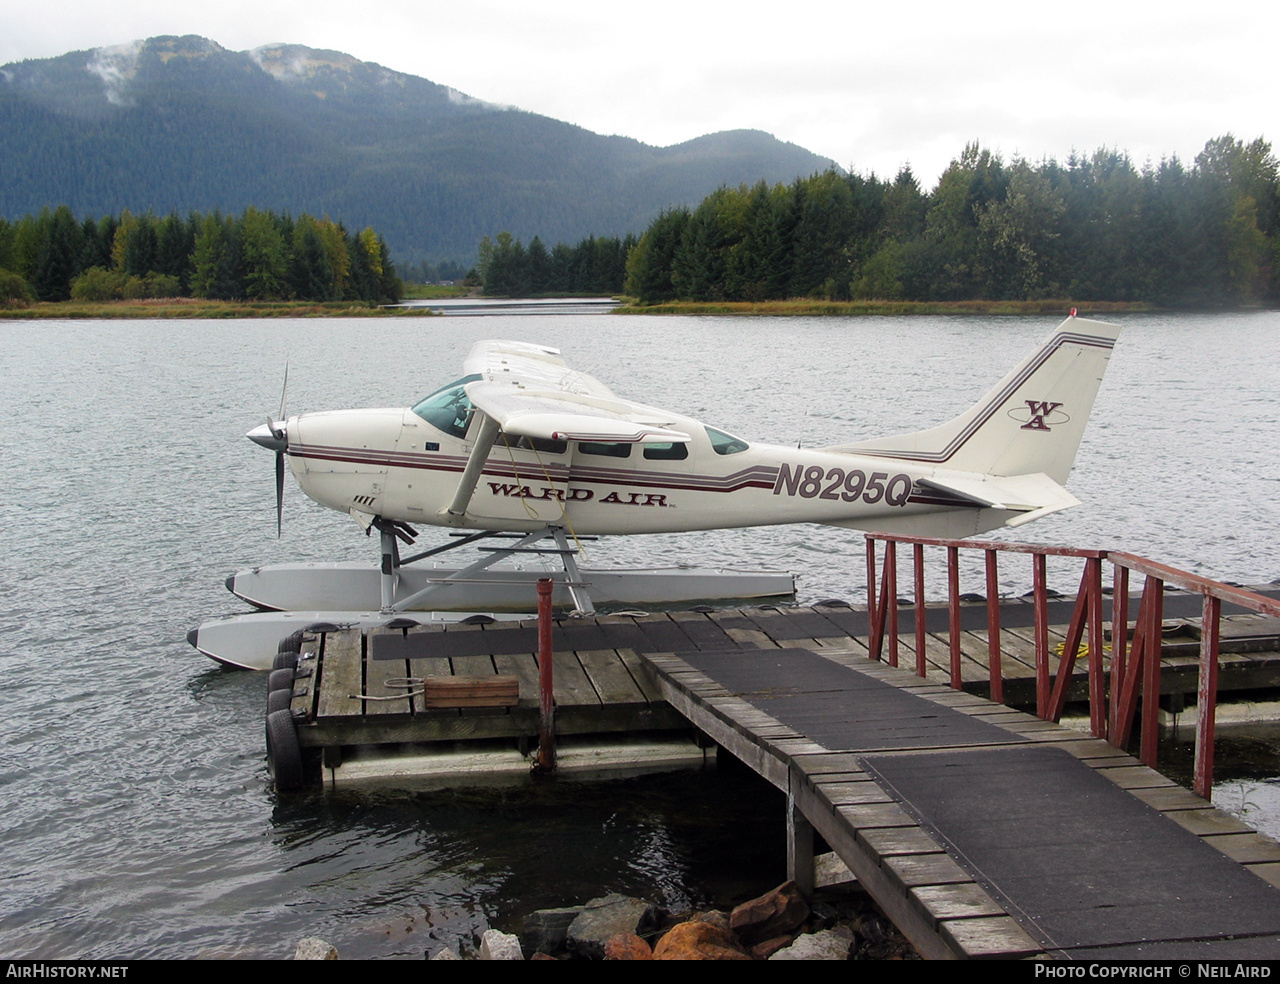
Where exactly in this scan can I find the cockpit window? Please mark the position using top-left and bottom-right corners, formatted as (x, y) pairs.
(411, 374), (481, 438)
(707, 426), (749, 455)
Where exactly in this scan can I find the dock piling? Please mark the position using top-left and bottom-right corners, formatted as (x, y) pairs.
(535, 577), (556, 774)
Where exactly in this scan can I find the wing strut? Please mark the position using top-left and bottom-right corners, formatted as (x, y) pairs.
(443, 413), (500, 523)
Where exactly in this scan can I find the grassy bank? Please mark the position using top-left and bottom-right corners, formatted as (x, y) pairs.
(612, 298), (1157, 316)
(0, 297), (439, 319)
(3, 294), (1165, 320)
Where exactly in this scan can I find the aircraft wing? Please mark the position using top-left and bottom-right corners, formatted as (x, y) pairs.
(462, 340), (616, 399)
(462, 339), (689, 444)
(918, 472), (1080, 526)
(465, 380), (691, 443)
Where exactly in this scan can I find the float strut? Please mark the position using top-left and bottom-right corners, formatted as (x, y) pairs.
(379, 526), (398, 611)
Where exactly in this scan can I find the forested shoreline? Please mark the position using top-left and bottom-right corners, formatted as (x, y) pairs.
(6, 135), (1276, 314)
(0, 206), (404, 305)
(475, 232), (636, 298)
(621, 137), (1278, 308)
(475, 136), (1279, 309)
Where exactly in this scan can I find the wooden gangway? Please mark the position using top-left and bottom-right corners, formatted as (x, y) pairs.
(643, 645), (1280, 959)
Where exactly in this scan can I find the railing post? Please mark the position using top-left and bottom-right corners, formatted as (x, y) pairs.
(1110, 565), (1129, 739)
(1113, 575), (1156, 749)
(1033, 553), (1050, 718)
(1086, 556), (1106, 739)
(914, 543), (927, 678)
(866, 537), (882, 661)
(884, 541), (899, 667)
(947, 545), (961, 689)
(985, 548), (1002, 703)
(1194, 594), (1221, 799)
(1139, 576), (1164, 769)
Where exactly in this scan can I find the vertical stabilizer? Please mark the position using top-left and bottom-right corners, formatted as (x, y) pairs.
(826, 316), (1119, 483)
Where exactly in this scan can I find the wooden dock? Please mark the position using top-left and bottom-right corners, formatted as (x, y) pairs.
(267, 590), (1280, 957)
(276, 589), (1280, 757)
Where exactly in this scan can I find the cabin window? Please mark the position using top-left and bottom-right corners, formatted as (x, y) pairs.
(642, 442), (689, 460)
(411, 374), (481, 438)
(707, 427), (749, 455)
(578, 442), (632, 458)
(504, 434), (568, 455)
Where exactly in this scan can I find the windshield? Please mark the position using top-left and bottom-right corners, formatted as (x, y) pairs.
(411, 374), (480, 438)
(706, 426), (749, 455)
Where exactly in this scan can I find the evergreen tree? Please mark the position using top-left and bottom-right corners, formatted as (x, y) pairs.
(289, 216), (335, 300)
(155, 212), (195, 289)
(527, 235), (552, 294)
(239, 207), (289, 299)
(30, 204), (83, 301)
(673, 198), (728, 301)
(190, 212), (239, 299)
(32, 205), (83, 301)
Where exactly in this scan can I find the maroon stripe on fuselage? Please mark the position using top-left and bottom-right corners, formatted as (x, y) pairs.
(289, 443), (779, 494)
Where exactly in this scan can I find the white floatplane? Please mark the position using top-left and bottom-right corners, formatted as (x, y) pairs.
(189, 315), (1118, 668)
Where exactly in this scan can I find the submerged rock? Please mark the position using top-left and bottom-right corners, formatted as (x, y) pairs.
(567, 893), (665, 960)
(294, 937), (338, 960)
(768, 925), (855, 960)
(729, 880), (809, 945)
(479, 928), (523, 960)
(652, 920), (750, 960)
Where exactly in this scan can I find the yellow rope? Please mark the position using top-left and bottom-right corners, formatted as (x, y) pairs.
(1053, 641), (1113, 658)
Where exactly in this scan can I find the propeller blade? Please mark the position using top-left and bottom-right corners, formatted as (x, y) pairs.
(275, 448), (285, 538)
(275, 363), (288, 537)
(278, 362), (289, 423)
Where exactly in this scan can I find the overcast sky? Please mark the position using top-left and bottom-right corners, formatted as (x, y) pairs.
(4, 0), (1274, 188)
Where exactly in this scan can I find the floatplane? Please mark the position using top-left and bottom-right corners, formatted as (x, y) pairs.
(189, 314), (1119, 668)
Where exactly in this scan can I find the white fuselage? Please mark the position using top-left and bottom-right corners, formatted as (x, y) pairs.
(266, 319), (1119, 542)
(285, 406), (958, 536)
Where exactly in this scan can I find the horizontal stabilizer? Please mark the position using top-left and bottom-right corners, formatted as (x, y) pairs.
(917, 472), (1079, 514)
(823, 471), (1080, 538)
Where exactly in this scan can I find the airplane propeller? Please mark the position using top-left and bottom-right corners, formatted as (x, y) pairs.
(246, 366), (290, 537)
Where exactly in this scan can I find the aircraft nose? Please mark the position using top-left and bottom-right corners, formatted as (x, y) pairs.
(247, 421), (287, 452)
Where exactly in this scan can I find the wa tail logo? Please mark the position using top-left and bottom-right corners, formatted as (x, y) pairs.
(1010, 400), (1069, 431)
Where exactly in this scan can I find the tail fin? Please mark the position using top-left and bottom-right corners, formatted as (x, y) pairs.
(826, 316), (1119, 483)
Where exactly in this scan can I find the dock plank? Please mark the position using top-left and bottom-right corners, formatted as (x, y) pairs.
(492, 652), (540, 708)
(576, 649), (647, 705)
(547, 650), (601, 708)
(364, 628), (412, 716)
(317, 629), (364, 719)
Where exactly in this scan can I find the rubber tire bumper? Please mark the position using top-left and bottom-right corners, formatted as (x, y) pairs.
(266, 708), (305, 792)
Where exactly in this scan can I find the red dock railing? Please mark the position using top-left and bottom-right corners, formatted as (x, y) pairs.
(864, 533), (1280, 799)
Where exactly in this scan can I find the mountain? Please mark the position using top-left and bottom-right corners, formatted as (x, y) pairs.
(0, 36), (838, 263)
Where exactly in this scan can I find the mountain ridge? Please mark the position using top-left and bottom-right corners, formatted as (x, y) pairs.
(0, 36), (838, 262)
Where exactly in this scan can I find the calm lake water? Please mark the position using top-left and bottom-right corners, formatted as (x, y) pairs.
(1, 310), (1278, 958)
